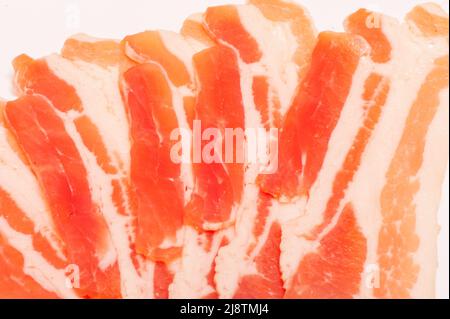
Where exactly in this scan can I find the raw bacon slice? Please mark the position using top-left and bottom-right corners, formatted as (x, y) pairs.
(202, 0), (317, 299)
(187, 44), (245, 230)
(280, 4), (448, 299)
(122, 29), (212, 298)
(1, 101), (75, 299)
(4, 95), (121, 298)
(123, 30), (197, 257)
(60, 35), (156, 299)
(258, 31), (369, 201)
(266, 31), (374, 299)
(125, 30), (245, 233)
(174, 44), (245, 298)
(122, 63), (184, 262)
(62, 34), (133, 69)
(123, 26), (245, 298)
(204, 0), (316, 129)
(8, 36), (153, 299)
(123, 29), (236, 299)
(344, 4), (449, 298)
(123, 60), (184, 298)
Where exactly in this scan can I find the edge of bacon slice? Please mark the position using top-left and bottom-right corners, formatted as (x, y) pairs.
(4, 95), (121, 298)
(6, 35), (157, 298)
(201, 0), (317, 298)
(122, 29), (231, 299)
(122, 63), (184, 262)
(281, 4), (448, 299)
(186, 44), (245, 231)
(344, 4), (449, 299)
(1, 100), (76, 299)
(181, 13), (217, 47)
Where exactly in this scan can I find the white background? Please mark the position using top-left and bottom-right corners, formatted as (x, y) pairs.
(0, 0), (448, 299)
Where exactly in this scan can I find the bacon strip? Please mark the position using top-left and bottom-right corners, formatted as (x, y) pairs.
(1, 105), (74, 298)
(123, 29), (229, 298)
(258, 32), (369, 201)
(5, 95), (121, 298)
(345, 4), (449, 298)
(123, 63), (184, 261)
(285, 205), (367, 299)
(280, 4), (448, 299)
(7, 36), (154, 298)
(198, 1), (317, 299)
(187, 44), (245, 230)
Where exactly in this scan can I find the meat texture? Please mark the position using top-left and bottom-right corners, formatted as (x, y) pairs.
(0, 1), (448, 299)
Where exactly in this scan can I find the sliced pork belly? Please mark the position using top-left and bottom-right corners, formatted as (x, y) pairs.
(122, 62), (186, 298)
(344, 4), (449, 299)
(256, 30), (374, 299)
(1, 101), (76, 299)
(123, 30), (196, 253)
(122, 63), (184, 263)
(184, 44), (245, 298)
(126, 30), (245, 234)
(188, 44), (245, 232)
(124, 30), (192, 298)
(123, 29), (231, 298)
(4, 95), (121, 298)
(5, 36), (155, 298)
(276, 4), (448, 299)
(199, 0), (316, 298)
(204, 0), (316, 128)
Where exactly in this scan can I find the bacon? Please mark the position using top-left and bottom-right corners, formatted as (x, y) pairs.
(0, 103), (74, 298)
(195, 0), (317, 299)
(285, 205), (367, 299)
(0, 1), (447, 300)
(187, 44), (245, 231)
(4, 36), (153, 298)
(123, 28), (233, 298)
(5, 95), (121, 298)
(279, 4), (448, 299)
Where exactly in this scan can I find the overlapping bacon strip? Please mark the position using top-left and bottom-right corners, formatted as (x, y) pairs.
(122, 27), (235, 298)
(271, 4), (448, 299)
(198, 0), (317, 298)
(0, 100), (75, 298)
(1, 36), (157, 298)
